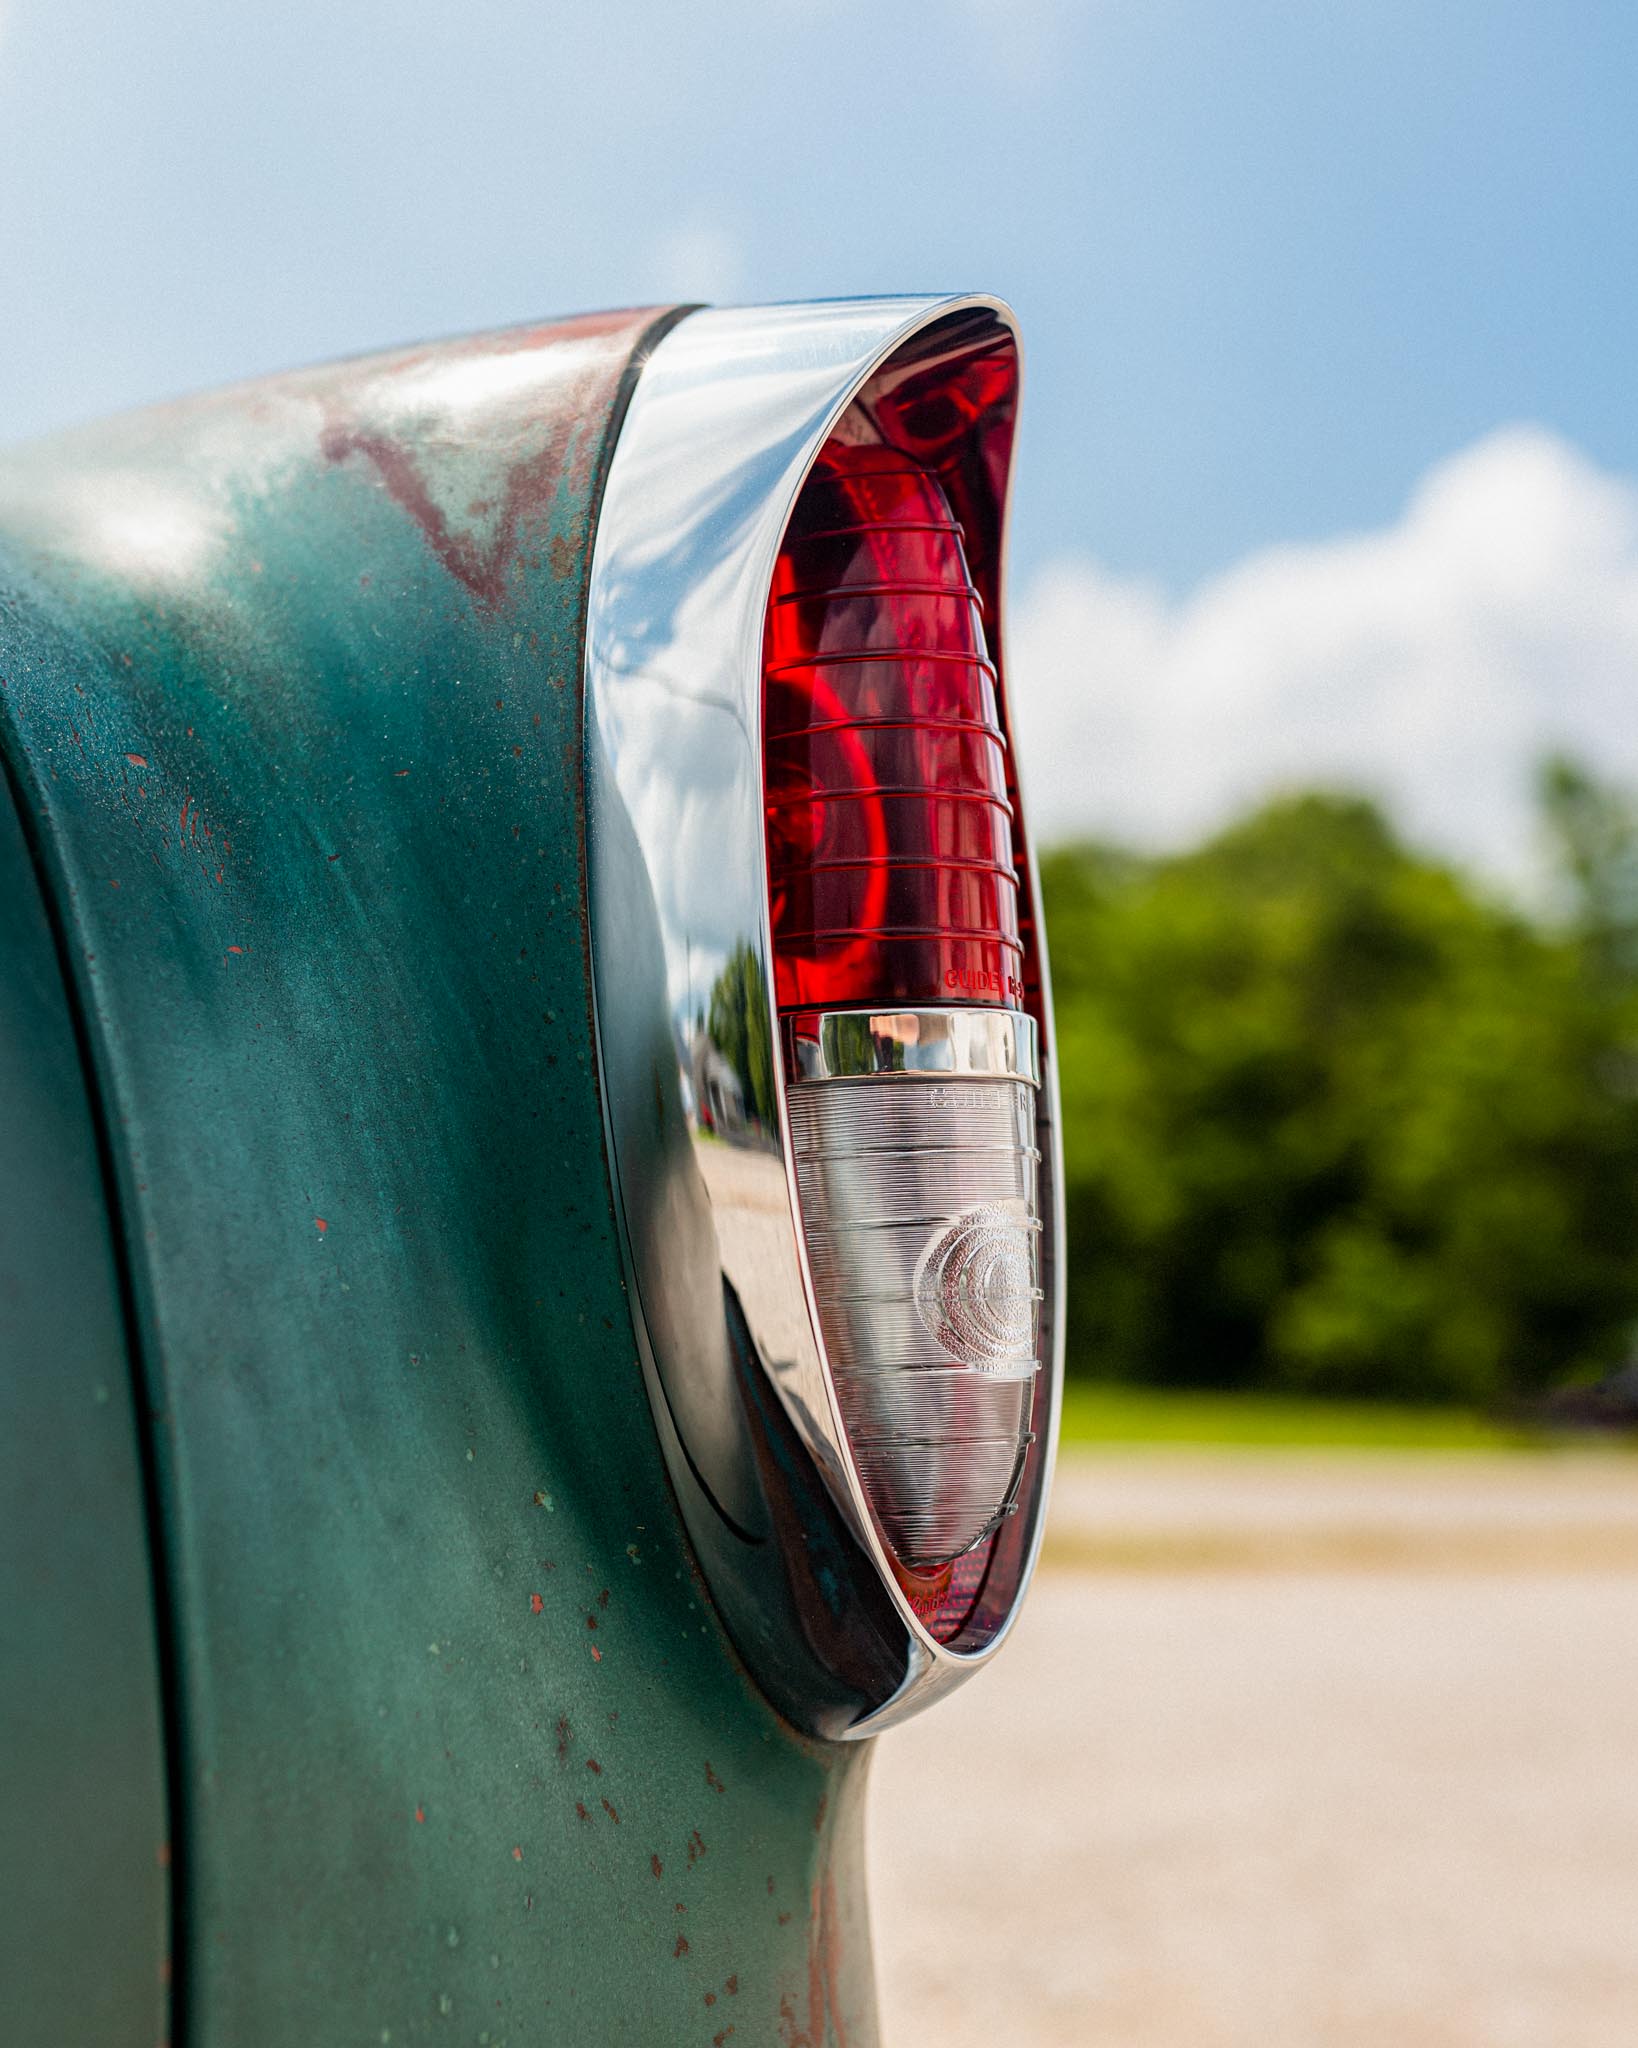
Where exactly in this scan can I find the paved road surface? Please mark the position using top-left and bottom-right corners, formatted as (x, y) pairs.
(869, 1452), (1638, 2047)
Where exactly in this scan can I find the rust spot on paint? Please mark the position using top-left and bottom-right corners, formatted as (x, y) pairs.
(555, 1716), (570, 1765)
(319, 386), (588, 609)
(601, 1798), (619, 1823)
(726, 1975), (739, 1996)
(650, 1854), (663, 1879)
(778, 1870), (848, 2048)
(156, 1841), (171, 1869)
(414, 1806), (425, 1824)
(705, 1762), (725, 1795)
(713, 2030), (735, 2047)
(125, 752), (148, 768)
(394, 768), (411, 778)
(586, 1612), (598, 1631)
(529, 1593), (543, 1615)
(590, 1645), (602, 1663)
(314, 1218), (328, 1234)
(673, 1934), (689, 1959)
(705, 1991), (717, 2008)
(575, 1801), (591, 1824)
(511, 1845), (523, 1862)
(585, 1757), (602, 1775)
(686, 1830), (706, 1866)
(226, 945), (244, 956)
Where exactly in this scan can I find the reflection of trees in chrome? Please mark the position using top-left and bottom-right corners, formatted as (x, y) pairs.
(703, 941), (776, 1136)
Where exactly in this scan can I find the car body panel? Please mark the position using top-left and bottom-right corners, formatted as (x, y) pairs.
(0, 763), (171, 2045)
(0, 309), (875, 2046)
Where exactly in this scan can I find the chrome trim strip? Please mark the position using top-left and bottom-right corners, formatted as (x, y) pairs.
(787, 1006), (1040, 1086)
(584, 296), (1060, 1737)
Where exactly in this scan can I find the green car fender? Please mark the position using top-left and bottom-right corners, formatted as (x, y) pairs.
(0, 308), (875, 2047)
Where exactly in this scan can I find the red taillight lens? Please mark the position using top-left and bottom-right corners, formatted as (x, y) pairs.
(764, 444), (1025, 1012)
(765, 364), (1044, 1632)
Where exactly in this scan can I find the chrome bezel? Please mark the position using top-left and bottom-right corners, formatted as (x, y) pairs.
(787, 1006), (1040, 1087)
(584, 297), (1064, 1735)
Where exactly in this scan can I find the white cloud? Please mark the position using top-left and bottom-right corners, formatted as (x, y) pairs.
(646, 218), (743, 307)
(1007, 426), (1638, 881)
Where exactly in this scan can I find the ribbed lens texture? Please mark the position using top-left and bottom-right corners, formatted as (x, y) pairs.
(764, 443), (1025, 1011)
(788, 1077), (1042, 1567)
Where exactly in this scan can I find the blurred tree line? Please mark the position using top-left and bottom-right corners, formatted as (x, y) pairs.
(1041, 761), (1638, 1405)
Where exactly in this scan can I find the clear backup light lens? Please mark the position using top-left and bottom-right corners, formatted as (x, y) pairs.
(765, 383), (1046, 1597)
(787, 1073), (1041, 1567)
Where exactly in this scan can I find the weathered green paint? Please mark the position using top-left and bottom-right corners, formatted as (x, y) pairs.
(0, 763), (170, 2045)
(0, 312), (876, 2045)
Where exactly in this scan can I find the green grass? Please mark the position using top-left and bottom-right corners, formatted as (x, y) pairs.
(1059, 1382), (1548, 1451)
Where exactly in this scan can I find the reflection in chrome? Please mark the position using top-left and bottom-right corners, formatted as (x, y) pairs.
(584, 298), (1063, 1734)
(787, 1005), (1039, 1086)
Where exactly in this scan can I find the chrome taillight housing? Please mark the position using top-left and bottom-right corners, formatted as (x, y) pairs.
(586, 298), (1061, 1734)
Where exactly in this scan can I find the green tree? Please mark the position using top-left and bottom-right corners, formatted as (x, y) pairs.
(705, 940), (776, 1133)
(1042, 786), (1638, 1404)
(1539, 754), (1638, 987)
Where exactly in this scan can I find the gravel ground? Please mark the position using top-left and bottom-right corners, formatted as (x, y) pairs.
(869, 1452), (1638, 2047)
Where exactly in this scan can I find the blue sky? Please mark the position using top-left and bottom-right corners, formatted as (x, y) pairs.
(2, 2), (1633, 867)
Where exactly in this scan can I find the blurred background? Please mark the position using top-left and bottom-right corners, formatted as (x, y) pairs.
(6, 5), (1635, 2041)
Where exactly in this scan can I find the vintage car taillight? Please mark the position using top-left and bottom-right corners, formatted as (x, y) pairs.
(586, 296), (1061, 1732)
(766, 431), (1044, 1619)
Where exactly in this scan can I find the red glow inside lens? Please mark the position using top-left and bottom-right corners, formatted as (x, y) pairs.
(764, 443), (1025, 1013)
(895, 1531), (998, 1644)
